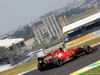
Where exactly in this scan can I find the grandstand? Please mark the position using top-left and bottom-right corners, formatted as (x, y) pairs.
(63, 12), (100, 42)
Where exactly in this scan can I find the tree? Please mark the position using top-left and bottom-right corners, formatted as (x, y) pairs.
(12, 25), (35, 40)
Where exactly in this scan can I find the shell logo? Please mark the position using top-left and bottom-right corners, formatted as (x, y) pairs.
(69, 53), (72, 56)
(56, 54), (58, 56)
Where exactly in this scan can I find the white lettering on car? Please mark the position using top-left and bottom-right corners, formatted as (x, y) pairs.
(58, 53), (63, 57)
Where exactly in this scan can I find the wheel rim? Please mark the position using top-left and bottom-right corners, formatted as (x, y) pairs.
(87, 46), (92, 52)
(57, 59), (62, 66)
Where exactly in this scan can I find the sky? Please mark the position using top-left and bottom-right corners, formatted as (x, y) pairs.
(0, 0), (71, 36)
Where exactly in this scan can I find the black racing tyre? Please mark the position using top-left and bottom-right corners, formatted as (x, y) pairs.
(53, 58), (63, 67)
(38, 63), (45, 71)
(83, 45), (92, 54)
(52, 58), (57, 66)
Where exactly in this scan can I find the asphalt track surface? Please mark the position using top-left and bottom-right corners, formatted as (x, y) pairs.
(24, 45), (100, 75)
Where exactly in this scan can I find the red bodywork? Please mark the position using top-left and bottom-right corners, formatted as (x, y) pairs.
(53, 47), (80, 60)
(45, 47), (80, 63)
(92, 46), (97, 50)
(45, 46), (97, 63)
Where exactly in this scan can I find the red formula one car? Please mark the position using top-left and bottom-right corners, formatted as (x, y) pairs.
(37, 45), (97, 71)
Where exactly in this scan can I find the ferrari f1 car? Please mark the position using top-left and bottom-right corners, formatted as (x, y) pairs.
(37, 45), (97, 71)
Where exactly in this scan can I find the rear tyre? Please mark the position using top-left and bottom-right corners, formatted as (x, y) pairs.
(83, 45), (92, 54)
(38, 63), (45, 71)
(53, 58), (63, 67)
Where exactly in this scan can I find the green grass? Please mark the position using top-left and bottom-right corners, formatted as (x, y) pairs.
(32, 44), (43, 49)
(0, 60), (37, 75)
(80, 66), (100, 75)
(66, 37), (100, 50)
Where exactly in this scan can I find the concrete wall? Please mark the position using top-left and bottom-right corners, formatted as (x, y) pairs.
(44, 42), (63, 54)
(24, 38), (35, 46)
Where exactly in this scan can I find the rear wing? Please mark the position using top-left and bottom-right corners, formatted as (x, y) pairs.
(37, 53), (52, 63)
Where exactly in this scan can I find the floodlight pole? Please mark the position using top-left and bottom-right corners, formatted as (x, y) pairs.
(12, 43), (24, 64)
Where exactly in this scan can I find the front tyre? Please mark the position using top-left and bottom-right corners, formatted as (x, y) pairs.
(83, 45), (92, 54)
